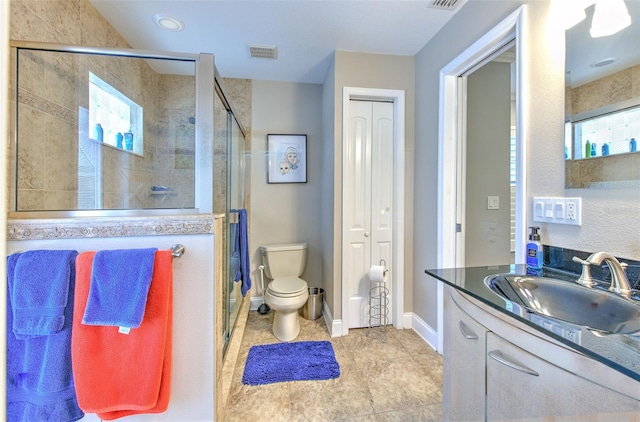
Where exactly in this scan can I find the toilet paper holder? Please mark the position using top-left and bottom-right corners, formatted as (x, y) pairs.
(369, 259), (390, 334)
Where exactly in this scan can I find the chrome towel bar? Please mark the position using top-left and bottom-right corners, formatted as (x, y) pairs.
(171, 244), (185, 258)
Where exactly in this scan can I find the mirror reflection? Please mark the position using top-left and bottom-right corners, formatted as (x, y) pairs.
(564, 0), (640, 188)
(14, 47), (197, 211)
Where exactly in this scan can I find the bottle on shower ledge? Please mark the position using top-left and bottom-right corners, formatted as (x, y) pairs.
(590, 142), (597, 157)
(631, 137), (637, 152)
(115, 132), (123, 149)
(585, 140), (591, 158)
(601, 142), (609, 156)
(124, 131), (134, 151)
(93, 123), (103, 142)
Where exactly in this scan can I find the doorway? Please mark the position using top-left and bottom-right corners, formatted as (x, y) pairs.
(463, 45), (516, 266)
(341, 87), (405, 335)
(436, 6), (526, 351)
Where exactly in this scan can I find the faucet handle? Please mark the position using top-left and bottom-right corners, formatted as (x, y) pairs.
(572, 256), (588, 265)
(573, 256), (596, 287)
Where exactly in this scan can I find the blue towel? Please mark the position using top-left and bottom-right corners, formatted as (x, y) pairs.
(6, 253), (84, 422)
(231, 219), (242, 282)
(10, 250), (78, 339)
(82, 248), (157, 328)
(238, 209), (252, 297)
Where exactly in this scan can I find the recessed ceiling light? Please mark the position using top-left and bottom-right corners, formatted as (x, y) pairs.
(153, 14), (184, 32)
(590, 57), (616, 68)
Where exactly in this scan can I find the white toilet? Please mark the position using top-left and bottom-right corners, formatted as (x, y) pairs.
(261, 242), (309, 341)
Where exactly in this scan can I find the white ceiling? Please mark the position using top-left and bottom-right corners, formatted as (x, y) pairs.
(565, 0), (640, 88)
(89, 0), (466, 83)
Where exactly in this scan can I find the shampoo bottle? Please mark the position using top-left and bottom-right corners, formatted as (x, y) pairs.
(526, 226), (544, 270)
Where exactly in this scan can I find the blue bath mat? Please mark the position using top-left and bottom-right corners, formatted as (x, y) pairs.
(242, 340), (340, 385)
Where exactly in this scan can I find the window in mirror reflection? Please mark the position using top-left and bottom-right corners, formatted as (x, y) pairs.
(568, 105), (640, 159)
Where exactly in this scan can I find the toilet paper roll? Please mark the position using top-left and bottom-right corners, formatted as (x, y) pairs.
(369, 265), (388, 283)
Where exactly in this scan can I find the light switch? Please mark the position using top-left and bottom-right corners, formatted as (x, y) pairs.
(554, 202), (565, 219)
(487, 196), (499, 210)
(545, 202), (554, 218)
(535, 201), (544, 218)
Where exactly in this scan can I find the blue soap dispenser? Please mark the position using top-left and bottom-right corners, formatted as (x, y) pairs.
(526, 226), (544, 270)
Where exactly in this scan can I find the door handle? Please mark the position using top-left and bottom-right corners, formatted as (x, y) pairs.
(364, 231), (370, 237)
(459, 321), (478, 340)
(488, 350), (539, 376)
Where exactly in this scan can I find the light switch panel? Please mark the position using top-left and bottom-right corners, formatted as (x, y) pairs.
(487, 196), (499, 210)
(533, 197), (581, 226)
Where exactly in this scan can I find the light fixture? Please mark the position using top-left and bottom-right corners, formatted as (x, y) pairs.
(590, 57), (616, 67)
(153, 14), (185, 32)
(590, 0), (631, 37)
(557, 0), (589, 30)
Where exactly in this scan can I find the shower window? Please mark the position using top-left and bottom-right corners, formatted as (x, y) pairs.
(88, 72), (143, 155)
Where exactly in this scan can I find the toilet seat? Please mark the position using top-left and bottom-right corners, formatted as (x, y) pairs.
(267, 276), (307, 298)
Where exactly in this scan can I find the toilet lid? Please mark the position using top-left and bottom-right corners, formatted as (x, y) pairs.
(268, 277), (307, 297)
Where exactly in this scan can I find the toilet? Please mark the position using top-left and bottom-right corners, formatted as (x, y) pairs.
(261, 242), (309, 341)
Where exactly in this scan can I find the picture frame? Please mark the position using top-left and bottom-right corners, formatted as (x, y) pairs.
(267, 134), (307, 184)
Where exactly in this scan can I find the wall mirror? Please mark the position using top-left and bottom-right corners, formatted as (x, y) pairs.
(10, 42), (206, 214)
(564, 0), (640, 188)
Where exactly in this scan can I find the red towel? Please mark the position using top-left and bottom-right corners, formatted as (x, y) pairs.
(71, 251), (173, 419)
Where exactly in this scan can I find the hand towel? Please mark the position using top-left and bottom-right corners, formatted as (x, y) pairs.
(10, 249), (78, 338)
(238, 209), (252, 296)
(231, 216), (242, 282)
(82, 247), (157, 328)
(6, 253), (84, 422)
(72, 250), (173, 418)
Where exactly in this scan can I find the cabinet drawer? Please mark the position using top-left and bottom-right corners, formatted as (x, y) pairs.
(486, 332), (640, 421)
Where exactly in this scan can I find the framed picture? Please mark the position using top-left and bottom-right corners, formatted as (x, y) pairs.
(267, 134), (307, 183)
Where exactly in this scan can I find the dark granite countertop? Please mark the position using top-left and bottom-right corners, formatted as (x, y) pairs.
(425, 264), (640, 383)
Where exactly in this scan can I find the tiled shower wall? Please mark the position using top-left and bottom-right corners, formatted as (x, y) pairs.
(7, 0), (196, 211)
(567, 64), (640, 115)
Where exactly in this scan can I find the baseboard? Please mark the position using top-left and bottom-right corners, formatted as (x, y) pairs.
(411, 313), (440, 353)
(250, 296), (263, 311)
(322, 302), (344, 337)
(402, 312), (413, 329)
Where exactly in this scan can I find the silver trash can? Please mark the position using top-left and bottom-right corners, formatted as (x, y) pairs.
(302, 287), (324, 320)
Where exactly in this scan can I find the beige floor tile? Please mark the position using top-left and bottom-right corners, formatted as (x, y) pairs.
(225, 382), (291, 421)
(224, 311), (443, 421)
(376, 403), (443, 422)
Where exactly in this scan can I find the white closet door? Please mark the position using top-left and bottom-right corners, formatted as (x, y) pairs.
(345, 100), (394, 329)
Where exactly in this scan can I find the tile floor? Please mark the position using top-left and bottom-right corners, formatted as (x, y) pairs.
(224, 311), (444, 421)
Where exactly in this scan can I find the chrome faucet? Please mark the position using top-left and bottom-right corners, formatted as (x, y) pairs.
(578, 252), (632, 297)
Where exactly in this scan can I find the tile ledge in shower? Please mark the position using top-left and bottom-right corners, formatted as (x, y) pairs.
(7, 214), (216, 241)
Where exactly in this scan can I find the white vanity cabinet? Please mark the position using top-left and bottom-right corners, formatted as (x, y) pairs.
(486, 332), (640, 420)
(443, 286), (640, 421)
(443, 288), (487, 421)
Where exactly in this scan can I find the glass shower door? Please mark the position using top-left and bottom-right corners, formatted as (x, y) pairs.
(224, 111), (246, 354)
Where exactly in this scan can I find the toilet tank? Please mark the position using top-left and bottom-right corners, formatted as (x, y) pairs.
(260, 242), (308, 279)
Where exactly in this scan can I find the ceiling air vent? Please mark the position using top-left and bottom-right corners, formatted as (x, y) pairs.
(248, 45), (278, 60)
(426, 0), (462, 11)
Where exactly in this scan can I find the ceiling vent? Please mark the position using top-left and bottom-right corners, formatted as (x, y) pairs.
(248, 45), (278, 60)
(426, 0), (462, 11)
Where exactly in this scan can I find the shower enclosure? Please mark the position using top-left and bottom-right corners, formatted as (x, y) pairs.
(9, 41), (248, 355)
(213, 77), (248, 355)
